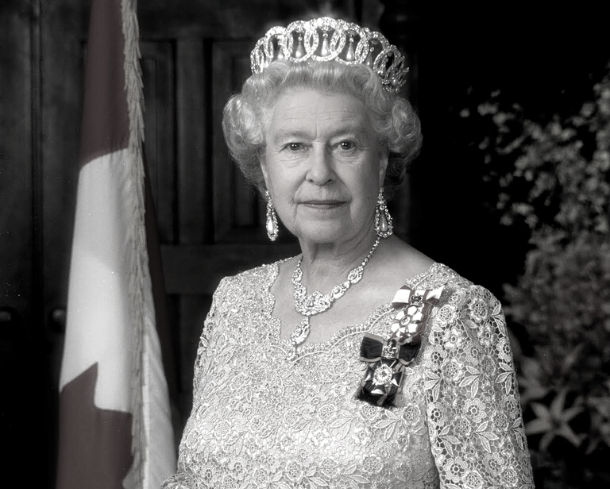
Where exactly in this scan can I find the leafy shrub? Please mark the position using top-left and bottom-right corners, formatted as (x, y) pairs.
(461, 64), (610, 487)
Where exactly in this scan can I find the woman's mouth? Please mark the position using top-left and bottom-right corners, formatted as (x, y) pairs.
(301, 200), (344, 209)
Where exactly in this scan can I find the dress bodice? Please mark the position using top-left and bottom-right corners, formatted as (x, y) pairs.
(163, 263), (534, 489)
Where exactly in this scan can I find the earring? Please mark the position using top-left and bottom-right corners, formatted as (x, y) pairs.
(265, 190), (279, 241)
(374, 187), (393, 238)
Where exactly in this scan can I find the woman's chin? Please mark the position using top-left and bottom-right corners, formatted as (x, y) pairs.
(291, 224), (356, 246)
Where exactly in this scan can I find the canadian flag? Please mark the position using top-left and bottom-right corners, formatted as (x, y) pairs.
(56, 0), (177, 488)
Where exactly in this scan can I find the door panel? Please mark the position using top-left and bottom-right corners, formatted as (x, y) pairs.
(175, 39), (212, 244)
(0, 2), (40, 486)
(141, 41), (177, 244)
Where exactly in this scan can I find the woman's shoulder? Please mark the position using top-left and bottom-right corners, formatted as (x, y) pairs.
(413, 263), (502, 318)
(378, 238), (473, 293)
(408, 262), (471, 291)
(388, 244), (504, 335)
(213, 258), (291, 294)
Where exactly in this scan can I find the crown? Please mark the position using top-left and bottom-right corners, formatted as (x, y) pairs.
(250, 17), (409, 93)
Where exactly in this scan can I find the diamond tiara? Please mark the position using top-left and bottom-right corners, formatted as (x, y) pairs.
(250, 17), (409, 93)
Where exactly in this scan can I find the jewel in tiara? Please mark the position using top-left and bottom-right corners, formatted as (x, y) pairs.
(250, 17), (409, 93)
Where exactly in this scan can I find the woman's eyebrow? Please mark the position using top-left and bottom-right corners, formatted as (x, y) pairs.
(272, 124), (369, 141)
(273, 129), (310, 138)
(329, 127), (368, 139)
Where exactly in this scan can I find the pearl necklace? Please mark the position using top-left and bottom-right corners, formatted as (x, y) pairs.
(288, 236), (381, 358)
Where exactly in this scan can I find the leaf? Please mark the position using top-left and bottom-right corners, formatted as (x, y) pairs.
(515, 432), (525, 450)
(337, 420), (351, 440)
(560, 343), (584, 376)
(481, 431), (500, 441)
(561, 405), (584, 422)
(556, 425), (583, 447)
(329, 418), (350, 429)
(383, 421), (397, 441)
(234, 436), (243, 455)
(498, 362), (513, 372)
(530, 402), (550, 420)
(525, 418), (552, 435)
(374, 419), (397, 430)
(549, 389), (569, 419)
(383, 409), (400, 420)
(348, 475), (369, 484)
(589, 396), (610, 417)
(459, 375), (477, 387)
(464, 319), (478, 329)
(539, 431), (555, 452)
(298, 420), (312, 440)
(478, 433), (492, 452)
(432, 383), (440, 401)
(309, 477), (328, 487)
(445, 442), (455, 457)
(444, 435), (462, 445)
(470, 379), (479, 398)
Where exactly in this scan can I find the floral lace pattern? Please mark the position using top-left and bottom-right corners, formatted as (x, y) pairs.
(163, 263), (534, 489)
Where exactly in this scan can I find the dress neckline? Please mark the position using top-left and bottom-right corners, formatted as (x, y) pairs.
(263, 260), (443, 360)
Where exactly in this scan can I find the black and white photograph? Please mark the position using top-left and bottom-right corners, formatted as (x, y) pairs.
(1, 1), (608, 488)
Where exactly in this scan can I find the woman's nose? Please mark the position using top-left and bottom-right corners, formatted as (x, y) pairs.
(306, 146), (334, 185)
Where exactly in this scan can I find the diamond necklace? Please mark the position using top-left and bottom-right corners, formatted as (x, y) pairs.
(288, 236), (381, 358)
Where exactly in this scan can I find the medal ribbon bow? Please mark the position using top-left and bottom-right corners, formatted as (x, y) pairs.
(355, 286), (444, 407)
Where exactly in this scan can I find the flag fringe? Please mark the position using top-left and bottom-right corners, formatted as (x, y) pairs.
(120, 0), (151, 486)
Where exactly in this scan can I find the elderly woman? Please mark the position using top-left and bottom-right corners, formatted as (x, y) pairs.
(163, 17), (534, 489)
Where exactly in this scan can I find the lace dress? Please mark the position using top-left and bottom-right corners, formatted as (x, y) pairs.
(162, 262), (534, 489)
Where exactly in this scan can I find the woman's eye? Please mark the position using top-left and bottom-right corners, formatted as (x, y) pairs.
(287, 142), (304, 151)
(338, 141), (356, 150)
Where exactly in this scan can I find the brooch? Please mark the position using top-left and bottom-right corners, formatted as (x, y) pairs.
(355, 286), (444, 407)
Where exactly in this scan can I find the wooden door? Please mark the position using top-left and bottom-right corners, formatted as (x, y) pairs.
(0, 1), (51, 486)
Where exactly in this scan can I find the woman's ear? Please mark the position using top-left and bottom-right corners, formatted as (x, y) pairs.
(378, 150), (389, 187)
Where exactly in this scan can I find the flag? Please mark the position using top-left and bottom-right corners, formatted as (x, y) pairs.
(56, 0), (176, 487)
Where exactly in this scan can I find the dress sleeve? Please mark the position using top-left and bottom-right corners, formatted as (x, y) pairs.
(423, 284), (534, 489)
(190, 276), (228, 394)
(161, 277), (229, 489)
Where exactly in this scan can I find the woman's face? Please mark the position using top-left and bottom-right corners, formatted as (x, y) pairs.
(261, 88), (388, 246)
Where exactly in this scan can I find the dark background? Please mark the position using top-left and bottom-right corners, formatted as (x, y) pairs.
(414, 1), (609, 293)
(1, 0), (608, 487)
